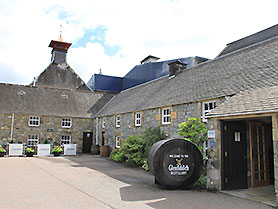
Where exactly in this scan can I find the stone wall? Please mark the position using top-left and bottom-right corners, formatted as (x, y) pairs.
(0, 113), (93, 153)
(96, 102), (202, 149)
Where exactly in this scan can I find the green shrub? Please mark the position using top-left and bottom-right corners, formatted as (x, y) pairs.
(178, 117), (208, 189)
(110, 127), (167, 170)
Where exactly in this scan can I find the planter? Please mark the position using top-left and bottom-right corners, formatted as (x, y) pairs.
(53, 152), (62, 157)
(0, 152), (6, 157)
(26, 152), (34, 157)
(91, 145), (100, 155)
(100, 145), (110, 157)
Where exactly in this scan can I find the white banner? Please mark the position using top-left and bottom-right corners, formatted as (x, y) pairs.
(9, 144), (23, 156)
(63, 144), (77, 156)
(37, 144), (51, 156)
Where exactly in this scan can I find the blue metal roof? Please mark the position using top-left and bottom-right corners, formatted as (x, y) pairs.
(87, 56), (208, 92)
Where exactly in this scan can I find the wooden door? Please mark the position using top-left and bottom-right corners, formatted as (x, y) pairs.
(250, 122), (269, 187)
(222, 121), (247, 190)
(83, 132), (93, 153)
(101, 132), (106, 146)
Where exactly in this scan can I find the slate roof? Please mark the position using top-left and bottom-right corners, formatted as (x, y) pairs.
(95, 36), (278, 117)
(217, 24), (278, 57)
(35, 63), (87, 90)
(0, 83), (105, 118)
(207, 86), (278, 118)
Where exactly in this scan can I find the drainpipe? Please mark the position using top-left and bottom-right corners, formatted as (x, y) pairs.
(96, 118), (99, 145)
(10, 113), (14, 142)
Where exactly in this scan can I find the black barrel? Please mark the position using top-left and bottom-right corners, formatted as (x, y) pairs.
(147, 138), (202, 189)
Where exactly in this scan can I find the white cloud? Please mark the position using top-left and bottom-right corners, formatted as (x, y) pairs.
(0, 0), (278, 84)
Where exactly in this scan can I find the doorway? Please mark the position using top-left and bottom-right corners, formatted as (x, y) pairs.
(222, 121), (247, 190)
(83, 132), (93, 153)
(249, 122), (273, 187)
(101, 132), (106, 146)
(221, 118), (274, 190)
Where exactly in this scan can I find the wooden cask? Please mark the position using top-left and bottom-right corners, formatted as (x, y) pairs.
(147, 138), (202, 188)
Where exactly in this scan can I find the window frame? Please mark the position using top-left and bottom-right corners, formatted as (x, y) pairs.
(161, 108), (171, 125)
(102, 118), (106, 128)
(134, 112), (142, 127)
(60, 135), (71, 145)
(115, 115), (120, 128)
(202, 101), (217, 122)
(115, 136), (121, 148)
(61, 118), (72, 128)
(29, 116), (40, 127)
(27, 134), (39, 146)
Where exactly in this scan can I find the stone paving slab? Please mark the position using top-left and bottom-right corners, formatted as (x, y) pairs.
(0, 155), (274, 209)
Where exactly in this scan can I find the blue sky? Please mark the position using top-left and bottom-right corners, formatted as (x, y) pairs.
(0, 0), (278, 84)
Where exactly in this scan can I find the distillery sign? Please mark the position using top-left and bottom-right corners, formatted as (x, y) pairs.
(167, 153), (194, 176)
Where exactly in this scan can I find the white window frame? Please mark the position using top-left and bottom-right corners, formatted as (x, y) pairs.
(61, 118), (72, 128)
(102, 118), (106, 128)
(162, 108), (171, 125)
(115, 136), (121, 148)
(61, 135), (71, 145)
(29, 116), (40, 127)
(135, 112), (142, 127)
(115, 115), (120, 128)
(202, 101), (217, 122)
(27, 134), (39, 146)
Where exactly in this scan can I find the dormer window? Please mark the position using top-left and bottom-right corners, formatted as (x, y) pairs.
(29, 116), (40, 127)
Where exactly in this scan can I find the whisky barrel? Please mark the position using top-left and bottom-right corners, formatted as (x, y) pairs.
(147, 138), (202, 189)
(100, 145), (110, 157)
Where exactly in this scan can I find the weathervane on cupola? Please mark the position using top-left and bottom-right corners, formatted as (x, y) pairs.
(49, 24), (72, 64)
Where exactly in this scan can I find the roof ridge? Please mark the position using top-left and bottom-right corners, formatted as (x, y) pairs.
(216, 35), (278, 59)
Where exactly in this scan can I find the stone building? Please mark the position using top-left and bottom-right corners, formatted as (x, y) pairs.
(93, 24), (278, 196)
(0, 36), (113, 153)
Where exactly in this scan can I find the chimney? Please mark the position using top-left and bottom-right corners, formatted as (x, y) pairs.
(140, 55), (160, 64)
(48, 35), (72, 64)
(168, 60), (187, 78)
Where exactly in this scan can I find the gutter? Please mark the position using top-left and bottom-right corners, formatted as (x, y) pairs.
(207, 109), (278, 119)
(10, 113), (14, 142)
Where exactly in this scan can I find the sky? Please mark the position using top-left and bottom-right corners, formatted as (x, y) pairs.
(0, 0), (278, 85)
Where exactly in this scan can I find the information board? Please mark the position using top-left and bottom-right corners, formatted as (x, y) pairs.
(37, 144), (51, 156)
(9, 144), (23, 156)
(63, 144), (77, 156)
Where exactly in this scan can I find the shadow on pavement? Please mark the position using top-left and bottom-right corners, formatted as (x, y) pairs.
(41, 154), (272, 209)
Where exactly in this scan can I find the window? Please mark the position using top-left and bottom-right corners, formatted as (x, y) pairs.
(135, 112), (141, 127)
(27, 135), (39, 146)
(61, 118), (72, 128)
(102, 118), (106, 128)
(29, 116), (40, 127)
(202, 101), (217, 122)
(162, 108), (171, 125)
(115, 136), (121, 148)
(115, 115), (120, 128)
(61, 135), (71, 144)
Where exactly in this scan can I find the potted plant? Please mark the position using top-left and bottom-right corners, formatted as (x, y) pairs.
(52, 146), (63, 156)
(26, 147), (35, 157)
(0, 145), (6, 157)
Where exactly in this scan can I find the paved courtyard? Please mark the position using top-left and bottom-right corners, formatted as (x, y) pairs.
(0, 155), (274, 209)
